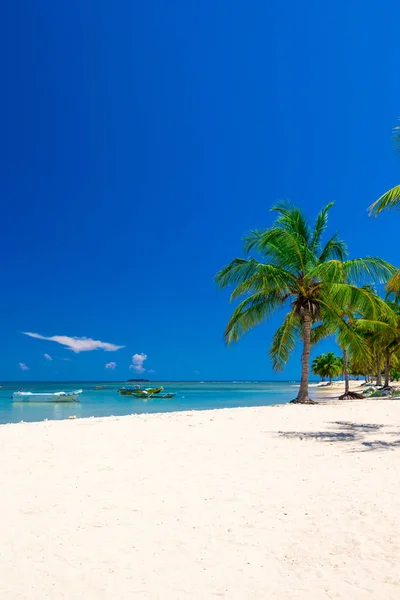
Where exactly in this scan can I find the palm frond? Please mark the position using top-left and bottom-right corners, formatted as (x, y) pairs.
(368, 185), (400, 216)
(270, 310), (301, 371)
(319, 233), (347, 262)
(310, 323), (332, 345)
(223, 291), (285, 345)
(354, 318), (391, 335)
(215, 258), (261, 289)
(243, 229), (265, 253)
(317, 299), (369, 361)
(386, 269), (400, 296)
(324, 283), (396, 324)
(271, 202), (311, 246)
(229, 264), (294, 301)
(243, 227), (309, 274)
(310, 202), (334, 255)
(311, 257), (396, 286)
(341, 257), (396, 285)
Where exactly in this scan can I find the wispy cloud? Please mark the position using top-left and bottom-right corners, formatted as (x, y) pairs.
(23, 332), (124, 353)
(105, 361), (117, 370)
(19, 363), (29, 371)
(129, 353), (147, 373)
(147, 369), (155, 373)
(44, 353), (52, 361)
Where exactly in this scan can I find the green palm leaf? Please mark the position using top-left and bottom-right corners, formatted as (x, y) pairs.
(270, 311), (301, 371)
(310, 202), (334, 254)
(223, 290), (285, 345)
(368, 186), (400, 216)
(318, 233), (347, 262)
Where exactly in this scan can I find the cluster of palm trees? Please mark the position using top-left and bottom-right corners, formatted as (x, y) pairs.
(215, 122), (400, 404)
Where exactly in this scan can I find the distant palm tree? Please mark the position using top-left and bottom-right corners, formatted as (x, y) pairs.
(312, 352), (342, 383)
(368, 124), (400, 216)
(215, 203), (395, 403)
(312, 355), (327, 381)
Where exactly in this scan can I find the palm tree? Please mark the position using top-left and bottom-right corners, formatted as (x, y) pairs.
(312, 355), (327, 381)
(312, 352), (342, 383)
(368, 124), (400, 216)
(215, 202), (395, 403)
(338, 316), (377, 399)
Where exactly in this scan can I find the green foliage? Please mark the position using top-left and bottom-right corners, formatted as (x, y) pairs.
(368, 186), (400, 216)
(390, 368), (400, 382)
(312, 353), (343, 382)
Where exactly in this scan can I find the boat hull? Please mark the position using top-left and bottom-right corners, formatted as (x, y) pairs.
(118, 386), (163, 397)
(12, 390), (82, 403)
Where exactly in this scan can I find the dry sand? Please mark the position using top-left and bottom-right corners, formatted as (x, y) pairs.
(1, 398), (400, 599)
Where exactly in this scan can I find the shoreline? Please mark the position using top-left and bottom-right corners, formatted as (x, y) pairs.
(0, 379), (393, 429)
(1, 400), (400, 598)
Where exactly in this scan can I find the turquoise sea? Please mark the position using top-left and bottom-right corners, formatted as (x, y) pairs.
(0, 381), (301, 425)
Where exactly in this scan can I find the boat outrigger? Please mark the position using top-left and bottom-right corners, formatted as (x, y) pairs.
(12, 389), (83, 403)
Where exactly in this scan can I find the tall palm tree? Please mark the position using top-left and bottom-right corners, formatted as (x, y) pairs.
(215, 203), (395, 403)
(368, 124), (400, 216)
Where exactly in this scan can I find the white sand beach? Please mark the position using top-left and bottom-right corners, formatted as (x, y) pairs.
(1, 398), (400, 599)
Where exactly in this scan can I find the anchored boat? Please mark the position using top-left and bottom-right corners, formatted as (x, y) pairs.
(118, 386), (164, 397)
(12, 389), (83, 402)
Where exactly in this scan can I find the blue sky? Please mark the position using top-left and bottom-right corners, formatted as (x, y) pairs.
(1, 0), (400, 381)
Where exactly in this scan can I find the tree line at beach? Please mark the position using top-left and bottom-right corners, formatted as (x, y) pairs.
(215, 122), (400, 403)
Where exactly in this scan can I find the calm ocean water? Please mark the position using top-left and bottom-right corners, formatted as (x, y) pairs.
(0, 381), (301, 425)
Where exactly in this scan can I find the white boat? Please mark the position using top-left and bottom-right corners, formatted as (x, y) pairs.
(12, 389), (83, 403)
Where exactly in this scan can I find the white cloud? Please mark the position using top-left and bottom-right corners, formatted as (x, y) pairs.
(44, 353), (52, 361)
(105, 361), (117, 370)
(19, 363), (29, 371)
(129, 353), (147, 373)
(23, 332), (124, 353)
(147, 369), (155, 373)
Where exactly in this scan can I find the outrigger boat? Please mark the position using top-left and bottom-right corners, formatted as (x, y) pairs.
(12, 389), (83, 403)
(118, 386), (164, 397)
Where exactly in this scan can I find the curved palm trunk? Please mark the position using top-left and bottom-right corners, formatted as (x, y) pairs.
(343, 348), (349, 395)
(376, 352), (382, 386)
(294, 309), (315, 404)
(383, 349), (390, 388)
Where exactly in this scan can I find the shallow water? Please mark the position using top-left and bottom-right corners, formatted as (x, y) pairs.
(0, 381), (301, 424)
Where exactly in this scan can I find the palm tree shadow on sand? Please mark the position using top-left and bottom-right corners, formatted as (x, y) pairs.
(279, 420), (400, 452)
